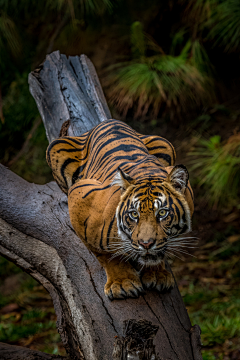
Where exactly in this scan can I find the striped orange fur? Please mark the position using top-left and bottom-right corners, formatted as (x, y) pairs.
(47, 119), (194, 299)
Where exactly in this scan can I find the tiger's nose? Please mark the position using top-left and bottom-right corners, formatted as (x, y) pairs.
(139, 239), (155, 249)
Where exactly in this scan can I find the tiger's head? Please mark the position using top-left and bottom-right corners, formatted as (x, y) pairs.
(112, 165), (194, 267)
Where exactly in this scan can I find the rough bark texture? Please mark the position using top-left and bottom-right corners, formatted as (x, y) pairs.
(28, 51), (111, 142)
(112, 319), (159, 360)
(0, 343), (67, 360)
(0, 51), (203, 360)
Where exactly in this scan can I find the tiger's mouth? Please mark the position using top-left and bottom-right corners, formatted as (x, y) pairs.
(138, 252), (164, 266)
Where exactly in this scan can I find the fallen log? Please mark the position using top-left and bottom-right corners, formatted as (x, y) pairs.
(0, 51), (203, 360)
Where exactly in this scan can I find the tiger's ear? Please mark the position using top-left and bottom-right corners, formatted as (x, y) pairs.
(112, 167), (134, 191)
(167, 165), (189, 193)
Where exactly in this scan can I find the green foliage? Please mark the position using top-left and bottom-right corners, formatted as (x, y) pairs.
(202, 352), (217, 360)
(0, 256), (22, 279)
(10, 122), (53, 184)
(0, 12), (21, 62)
(180, 0), (218, 27)
(191, 40), (214, 76)
(0, 74), (39, 160)
(106, 22), (214, 118)
(188, 133), (240, 208)
(44, 0), (113, 18)
(183, 281), (240, 348)
(0, 0), (114, 89)
(207, 0), (240, 52)
(0, 256), (63, 354)
(190, 293), (240, 346)
(170, 29), (187, 55)
(0, 72), (52, 183)
(181, 0), (240, 53)
(0, 318), (56, 342)
(131, 21), (146, 58)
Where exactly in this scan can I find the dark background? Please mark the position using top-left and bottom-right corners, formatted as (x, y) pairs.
(0, 1), (240, 359)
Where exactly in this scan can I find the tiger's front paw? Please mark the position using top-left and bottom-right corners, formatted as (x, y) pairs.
(141, 268), (175, 292)
(104, 276), (144, 300)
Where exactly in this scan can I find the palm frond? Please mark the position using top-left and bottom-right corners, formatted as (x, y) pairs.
(105, 51), (215, 119)
(207, 0), (240, 52)
(170, 29), (187, 55)
(0, 12), (21, 58)
(46, 0), (112, 15)
(191, 40), (214, 75)
(78, 0), (113, 15)
(188, 133), (240, 208)
(180, 0), (219, 27)
(131, 21), (146, 58)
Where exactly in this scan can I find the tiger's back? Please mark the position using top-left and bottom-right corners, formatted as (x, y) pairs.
(47, 119), (177, 192)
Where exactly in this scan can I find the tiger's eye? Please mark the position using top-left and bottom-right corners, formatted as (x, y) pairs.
(159, 209), (167, 217)
(129, 211), (138, 220)
(131, 211), (138, 218)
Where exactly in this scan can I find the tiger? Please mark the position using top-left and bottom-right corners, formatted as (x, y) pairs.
(47, 119), (194, 300)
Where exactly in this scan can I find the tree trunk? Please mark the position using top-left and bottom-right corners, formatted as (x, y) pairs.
(0, 51), (203, 360)
(0, 343), (67, 360)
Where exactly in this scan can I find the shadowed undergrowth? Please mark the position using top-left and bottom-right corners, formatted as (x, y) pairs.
(0, 256), (66, 355)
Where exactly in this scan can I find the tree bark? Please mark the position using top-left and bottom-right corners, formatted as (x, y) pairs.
(0, 51), (203, 360)
(0, 343), (67, 360)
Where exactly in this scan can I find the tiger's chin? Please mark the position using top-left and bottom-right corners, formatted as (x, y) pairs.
(137, 253), (165, 267)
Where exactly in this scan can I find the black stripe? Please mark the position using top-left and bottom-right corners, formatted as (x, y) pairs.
(173, 202), (180, 222)
(176, 198), (186, 222)
(86, 141), (149, 177)
(139, 135), (176, 163)
(85, 121), (149, 174)
(107, 215), (115, 249)
(100, 222), (105, 250)
(47, 140), (76, 163)
(106, 188), (121, 206)
(155, 138), (176, 163)
(61, 135), (89, 145)
(147, 145), (167, 151)
(84, 217), (89, 242)
(72, 163), (87, 184)
(57, 147), (85, 153)
(152, 153), (172, 165)
(61, 158), (78, 188)
(91, 153), (144, 180)
(82, 184), (112, 199)
(187, 185), (194, 200)
(119, 199), (126, 214)
(151, 188), (164, 196)
(68, 183), (98, 195)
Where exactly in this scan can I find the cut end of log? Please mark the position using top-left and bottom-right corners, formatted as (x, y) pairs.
(112, 319), (159, 360)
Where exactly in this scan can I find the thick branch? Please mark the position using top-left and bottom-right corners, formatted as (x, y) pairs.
(28, 51), (111, 142)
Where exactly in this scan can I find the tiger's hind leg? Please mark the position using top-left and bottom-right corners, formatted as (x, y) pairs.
(46, 136), (89, 194)
(138, 134), (176, 167)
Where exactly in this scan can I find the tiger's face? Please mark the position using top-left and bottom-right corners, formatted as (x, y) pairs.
(112, 165), (193, 266)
